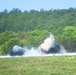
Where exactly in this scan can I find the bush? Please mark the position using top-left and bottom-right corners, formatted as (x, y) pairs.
(0, 38), (20, 55)
(61, 26), (76, 52)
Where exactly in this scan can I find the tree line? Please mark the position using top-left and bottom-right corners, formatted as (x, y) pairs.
(0, 8), (76, 55)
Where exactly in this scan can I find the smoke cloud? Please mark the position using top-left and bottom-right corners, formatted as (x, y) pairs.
(8, 34), (66, 56)
(40, 34), (55, 51)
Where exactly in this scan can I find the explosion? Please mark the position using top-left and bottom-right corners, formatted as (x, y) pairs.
(40, 34), (55, 51)
(9, 34), (66, 56)
(9, 45), (25, 56)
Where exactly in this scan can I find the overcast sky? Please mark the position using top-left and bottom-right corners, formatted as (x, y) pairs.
(0, 0), (76, 12)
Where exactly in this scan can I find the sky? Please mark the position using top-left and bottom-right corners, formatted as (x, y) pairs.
(0, 0), (76, 12)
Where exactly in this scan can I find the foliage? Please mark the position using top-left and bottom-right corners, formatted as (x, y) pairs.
(24, 30), (50, 47)
(0, 38), (21, 55)
(0, 8), (76, 55)
(60, 26), (76, 52)
(0, 8), (76, 32)
(0, 31), (21, 55)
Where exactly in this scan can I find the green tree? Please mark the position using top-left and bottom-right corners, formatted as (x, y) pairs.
(0, 38), (20, 55)
(61, 26), (76, 52)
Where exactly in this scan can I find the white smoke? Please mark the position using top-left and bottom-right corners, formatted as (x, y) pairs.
(40, 34), (55, 51)
(24, 47), (41, 56)
(8, 34), (66, 56)
(12, 45), (25, 52)
(59, 45), (66, 53)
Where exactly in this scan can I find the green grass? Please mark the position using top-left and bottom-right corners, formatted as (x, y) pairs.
(0, 56), (76, 75)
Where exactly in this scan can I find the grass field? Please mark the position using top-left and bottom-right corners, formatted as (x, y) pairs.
(0, 56), (76, 75)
